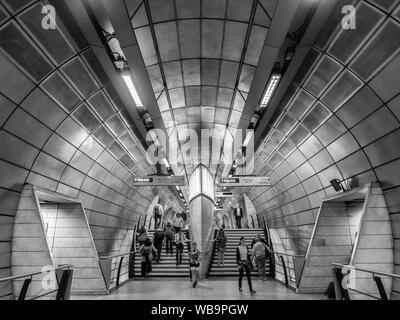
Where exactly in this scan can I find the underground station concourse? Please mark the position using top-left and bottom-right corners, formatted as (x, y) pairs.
(0, 0), (399, 302)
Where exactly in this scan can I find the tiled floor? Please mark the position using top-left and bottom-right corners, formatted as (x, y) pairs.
(72, 278), (326, 300)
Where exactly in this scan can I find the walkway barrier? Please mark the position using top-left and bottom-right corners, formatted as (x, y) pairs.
(0, 265), (73, 300)
(332, 263), (400, 300)
(99, 251), (137, 291)
(270, 251), (306, 290)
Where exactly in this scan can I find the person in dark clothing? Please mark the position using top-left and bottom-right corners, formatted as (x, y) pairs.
(137, 225), (148, 246)
(181, 211), (187, 222)
(236, 237), (256, 295)
(153, 228), (165, 264)
(139, 238), (156, 278)
(164, 221), (174, 255)
(233, 204), (243, 229)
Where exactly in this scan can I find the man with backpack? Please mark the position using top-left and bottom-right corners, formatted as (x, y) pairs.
(251, 238), (270, 281)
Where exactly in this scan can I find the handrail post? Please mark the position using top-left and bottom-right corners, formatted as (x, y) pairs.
(373, 276), (388, 300)
(332, 267), (343, 300)
(280, 255), (289, 287)
(18, 278), (32, 300)
(331, 267), (350, 300)
(56, 269), (73, 300)
(116, 256), (124, 287)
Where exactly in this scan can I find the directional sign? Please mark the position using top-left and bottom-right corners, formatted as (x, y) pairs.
(217, 176), (271, 187)
(215, 192), (234, 198)
(132, 176), (185, 186)
(214, 207), (224, 211)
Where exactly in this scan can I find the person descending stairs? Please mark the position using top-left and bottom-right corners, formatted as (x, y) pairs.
(134, 230), (190, 277)
(208, 229), (271, 278)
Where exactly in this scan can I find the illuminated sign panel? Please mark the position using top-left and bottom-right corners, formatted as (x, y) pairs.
(217, 176), (271, 187)
(215, 192), (234, 198)
(132, 176), (185, 186)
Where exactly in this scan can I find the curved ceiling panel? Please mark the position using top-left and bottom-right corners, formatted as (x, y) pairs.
(130, 0), (278, 178)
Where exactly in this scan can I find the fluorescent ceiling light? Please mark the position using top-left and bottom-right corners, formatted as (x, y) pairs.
(261, 74), (281, 107)
(148, 130), (161, 147)
(122, 75), (143, 107)
(243, 130), (254, 147)
(162, 158), (170, 168)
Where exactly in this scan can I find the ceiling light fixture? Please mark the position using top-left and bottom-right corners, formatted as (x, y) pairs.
(162, 158), (170, 169)
(243, 130), (254, 147)
(261, 74), (281, 107)
(122, 74), (143, 107)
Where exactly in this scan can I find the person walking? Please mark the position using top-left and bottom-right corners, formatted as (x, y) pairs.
(233, 204), (243, 229)
(154, 204), (162, 229)
(236, 237), (256, 295)
(173, 213), (184, 233)
(139, 238), (156, 278)
(251, 238), (269, 281)
(153, 228), (165, 264)
(214, 225), (227, 266)
(175, 230), (188, 265)
(164, 221), (174, 255)
(188, 242), (200, 288)
(251, 233), (269, 248)
(137, 225), (148, 246)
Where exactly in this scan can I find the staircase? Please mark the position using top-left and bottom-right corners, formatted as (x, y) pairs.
(134, 230), (190, 277)
(208, 229), (271, 277)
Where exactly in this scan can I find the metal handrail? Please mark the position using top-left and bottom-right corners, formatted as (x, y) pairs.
(99, 250), (138, 260)
(270, 251), (305, 258)
(0, 264), (73, 283)
(332, 263), (400, 280)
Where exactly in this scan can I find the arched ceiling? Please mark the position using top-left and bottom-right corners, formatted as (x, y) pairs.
(129, 0), (278, 179)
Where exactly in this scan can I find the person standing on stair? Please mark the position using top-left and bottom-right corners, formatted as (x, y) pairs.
(139, 238), (156, 278)
(188, 242), (200, 288)
(153, 228), (165, 264)
(251, 233), (269, 248)
(164, 221), (174, 255)
(251, 238), (268, 281)
(175, 230), (188, 266)
(233, 204), (243, 229)
(138, 225), (149, 246)
(236, 237), (256, 295)
(214, 224), (227, 266)
(153, 203), (162, 229)
(173, 213), (184, 233)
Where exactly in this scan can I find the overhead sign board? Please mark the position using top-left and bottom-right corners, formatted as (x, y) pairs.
(217, 176), (271, 187)
(132, 176), (185, 186)
(215, 192), (234, 198)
